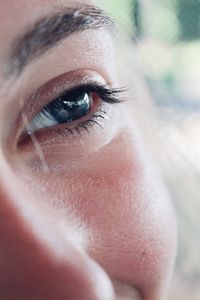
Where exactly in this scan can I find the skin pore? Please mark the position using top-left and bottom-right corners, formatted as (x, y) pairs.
(0, 1), (177, 299)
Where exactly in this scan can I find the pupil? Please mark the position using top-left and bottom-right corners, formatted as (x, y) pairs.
(49, 93), (91, 124)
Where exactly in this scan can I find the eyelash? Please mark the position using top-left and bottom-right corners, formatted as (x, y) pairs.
(27, 83), (124, 138)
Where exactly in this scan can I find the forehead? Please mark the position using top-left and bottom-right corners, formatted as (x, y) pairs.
(0, 0), (94, 33)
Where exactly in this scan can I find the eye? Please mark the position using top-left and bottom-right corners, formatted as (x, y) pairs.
(30, 91), (92, 132)
(24, 83), (124, 137)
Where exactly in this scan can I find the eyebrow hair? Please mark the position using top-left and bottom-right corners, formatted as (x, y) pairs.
(6, 5), (115, 78)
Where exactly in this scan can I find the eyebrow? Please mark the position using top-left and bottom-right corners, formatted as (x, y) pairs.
(6, 5), (115, 79)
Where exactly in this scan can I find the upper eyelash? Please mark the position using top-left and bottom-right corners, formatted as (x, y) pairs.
(46, 83), (126, 106)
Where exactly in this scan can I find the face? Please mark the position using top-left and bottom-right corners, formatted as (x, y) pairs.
(0, 0), (177, 299)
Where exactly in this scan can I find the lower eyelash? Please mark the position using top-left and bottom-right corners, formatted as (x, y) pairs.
(59, 109), (107, 137)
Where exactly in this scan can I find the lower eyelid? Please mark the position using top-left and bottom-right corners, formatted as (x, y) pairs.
(57, 113), (107, 138)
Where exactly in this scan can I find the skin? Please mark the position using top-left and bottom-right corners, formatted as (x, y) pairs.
(0, 0), (177, 299)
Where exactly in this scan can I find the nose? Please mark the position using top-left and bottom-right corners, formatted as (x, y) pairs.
(0, 158), (114, 300)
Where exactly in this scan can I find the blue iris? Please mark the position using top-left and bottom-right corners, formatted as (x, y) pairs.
(45, 92), (91, 124)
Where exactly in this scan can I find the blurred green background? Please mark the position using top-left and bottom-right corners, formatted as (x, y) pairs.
(101, 0), (200, 41)
(100, 0), (200, 112)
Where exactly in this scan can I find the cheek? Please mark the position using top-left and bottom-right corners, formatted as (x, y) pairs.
(70, 131), (177, 294)
(23, 126), (177, 296)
